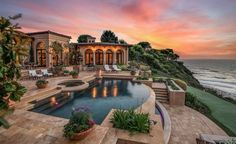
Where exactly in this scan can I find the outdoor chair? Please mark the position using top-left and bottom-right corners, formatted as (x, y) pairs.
(112, 65), (121, 72)
(104, 65), (112, 72)
(41, 69), (53, 77)
(29, 70), (43, 79)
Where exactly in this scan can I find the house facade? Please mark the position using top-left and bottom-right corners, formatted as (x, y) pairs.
(27, 31), (130, 68)
(77, 43), (130, 66)
(28, 31), (71, 67)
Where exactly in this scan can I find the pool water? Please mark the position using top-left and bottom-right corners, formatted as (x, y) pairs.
(30, 79), (150, 124)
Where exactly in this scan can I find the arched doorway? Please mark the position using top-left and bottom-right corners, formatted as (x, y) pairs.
(85, 49), (93, 65)
(95, 49), (103, 65)
(36, 42), (46, 67)
(116, 50), (123, 64)
(52, 53), (61, 66)
(106, 49), (113, 65)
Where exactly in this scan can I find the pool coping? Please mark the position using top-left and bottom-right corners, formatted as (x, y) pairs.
(16, 76), (166, 144)
(156, 100), (172, 144)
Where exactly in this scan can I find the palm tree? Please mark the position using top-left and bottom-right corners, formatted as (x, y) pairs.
(100, 30), (118, 43)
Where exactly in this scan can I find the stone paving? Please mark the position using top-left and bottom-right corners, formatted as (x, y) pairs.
(0, 71), (164, 144)
(0, 71), (229, 144)
(164, 104), (227, 144)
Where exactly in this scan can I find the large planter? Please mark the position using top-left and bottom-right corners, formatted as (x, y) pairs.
(72, 75), (78, 79)
(36, 83), (48, 89)
(70, 123), (95, 140)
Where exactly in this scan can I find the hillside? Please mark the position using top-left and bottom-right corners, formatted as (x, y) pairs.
(129, 45), (201, 87)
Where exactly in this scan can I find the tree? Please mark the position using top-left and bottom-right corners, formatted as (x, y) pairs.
(137, 41), (151, 49)
(68, 43), (82, 65)
(0, 15), (31, 128)
(77, 34), (92, 43)
(129, 44), (144, 62)
(100, 30), (118, 43)
(118, 39), (127, 44)
(50, 41), (63, 54)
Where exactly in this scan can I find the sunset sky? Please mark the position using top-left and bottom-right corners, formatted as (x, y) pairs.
(1, 0), (236, 59)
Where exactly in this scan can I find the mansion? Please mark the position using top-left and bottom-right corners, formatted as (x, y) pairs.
(27, 31), (130, 68)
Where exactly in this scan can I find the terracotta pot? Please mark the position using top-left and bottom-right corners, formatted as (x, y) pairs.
(64, 73), (70, 76)
(130, 70), (136, 76)
(72, 75), (78, 79)
(36, 83), (48, 89)
(70, 124), (95, 140)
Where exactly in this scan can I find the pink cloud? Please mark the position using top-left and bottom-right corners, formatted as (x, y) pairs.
(5, 0), (235, 59)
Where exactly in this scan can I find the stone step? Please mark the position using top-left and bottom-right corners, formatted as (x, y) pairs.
(153, 89), (168, 93)
(154, 90), (168, 95)
(156, 99), (169, 103)
(155, 93), (168, 96)
(156, 96), (168, 100)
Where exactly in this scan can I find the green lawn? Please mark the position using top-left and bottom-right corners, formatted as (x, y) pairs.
(187, 86), (236, 136)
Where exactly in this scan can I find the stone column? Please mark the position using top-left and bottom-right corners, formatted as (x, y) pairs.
(46, 41), (50, 67)
(126, 47), (129, 65)
(113, 51), (116, 65)
(33, 41), (37, 65)
(103, 51), (106, 65)
(93, 51), (95, 65)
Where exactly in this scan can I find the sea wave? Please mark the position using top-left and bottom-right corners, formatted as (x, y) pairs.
(184, 59), (236, 98)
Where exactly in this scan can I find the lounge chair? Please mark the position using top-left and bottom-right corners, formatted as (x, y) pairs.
(112, 65), (121, 72)
(104, 65), (112, 72)
(41, 69), (53, 77)
(29, 70), (43, 79)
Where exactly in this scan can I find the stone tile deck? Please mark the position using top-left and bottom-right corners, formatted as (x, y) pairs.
(164, 104), (227, 144)
(0, 110), (109, 144)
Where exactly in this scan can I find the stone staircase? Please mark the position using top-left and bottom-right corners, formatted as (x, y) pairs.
(152, 83), (169, 103)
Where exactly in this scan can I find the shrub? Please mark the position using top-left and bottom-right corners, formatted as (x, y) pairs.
(63, 107), (94, 138)
(117, 65), (128, 71)
(185, 92), (211, 115)
(129, 61), (139, 69)
(153, 77), (166, 83)
(139, 65), (150, 71)
(36, 79), (48, 85)
(70, 71), (78, 76)
(173, 79), (187, 91)
(136, 76), (149, 80)
(110, 109), (151, 134)
(63, 70), (70, 74)
(166, 79), (179, 90)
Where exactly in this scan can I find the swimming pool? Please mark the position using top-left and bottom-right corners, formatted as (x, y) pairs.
(30, 78), (150, 124)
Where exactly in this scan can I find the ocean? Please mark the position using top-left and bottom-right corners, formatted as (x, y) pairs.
(183, 59), (236, 99)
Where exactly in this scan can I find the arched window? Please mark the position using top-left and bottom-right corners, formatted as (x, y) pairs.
(106, 49), (113, 65)
(85, 49), (93, 65)
(95, 49), (103, 65)
(36, 42), (46, 67)
(116, 50), (123, 64)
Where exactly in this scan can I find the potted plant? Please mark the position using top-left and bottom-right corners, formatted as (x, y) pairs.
(63, 107), (95, 140)
(53, 65), (64, 76)
(63, 70), (70, 76)
(70, 71), (79, 79)
(130, 69), (136, 76)
(36, 79), (48, 89)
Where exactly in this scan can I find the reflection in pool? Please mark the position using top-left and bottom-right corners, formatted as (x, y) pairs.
(30, 79), (150, 124)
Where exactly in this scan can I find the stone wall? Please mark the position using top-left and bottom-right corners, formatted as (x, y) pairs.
(168, 80), (186, 106)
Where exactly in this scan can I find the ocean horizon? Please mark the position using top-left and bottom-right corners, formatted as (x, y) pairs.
(183, 59), (236, 99)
